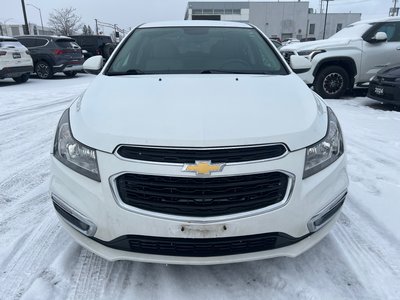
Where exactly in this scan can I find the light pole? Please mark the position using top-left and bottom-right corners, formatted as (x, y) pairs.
(26, 3), (44, 33)
(322, 0), (334, 39)
(21, 0), (30, 35)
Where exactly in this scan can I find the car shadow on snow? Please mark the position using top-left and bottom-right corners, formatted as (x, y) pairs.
(365, 102), (400, 112)
(29, 74), (80, 80)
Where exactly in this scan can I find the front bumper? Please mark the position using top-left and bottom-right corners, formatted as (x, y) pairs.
(50, 148), (348, 264)
(368, 81), (400, 106)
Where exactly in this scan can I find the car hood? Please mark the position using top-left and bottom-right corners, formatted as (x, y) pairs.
(281, 38), (357, 52)
(377, 63), (400, 78)
(70, 74), (327, 153)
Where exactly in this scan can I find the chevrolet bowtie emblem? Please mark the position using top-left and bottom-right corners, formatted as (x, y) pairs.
(182, 161), (225, 176)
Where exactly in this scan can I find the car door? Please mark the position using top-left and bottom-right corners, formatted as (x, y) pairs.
(360, 21), (400, 82)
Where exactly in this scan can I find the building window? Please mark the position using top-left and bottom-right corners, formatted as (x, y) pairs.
(336, 23), (343, 32)
(309, 24), (315, 35)
(232, 9), (241, 15)
(214, 9), (224, 14)
(192, 9), (202, 15)
(225, 9), (233, 14)
(203, 9), (213, 14)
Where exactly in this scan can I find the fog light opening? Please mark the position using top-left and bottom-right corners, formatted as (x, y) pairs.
(308, 192), (347, 233)
(51, 194), (97, 237)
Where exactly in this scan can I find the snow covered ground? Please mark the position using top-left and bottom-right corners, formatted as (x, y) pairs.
(0, 74), (399, 299)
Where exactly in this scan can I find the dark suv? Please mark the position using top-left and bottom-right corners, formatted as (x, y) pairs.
(16, 35), (84, 79)
(70, 35), (116, 60)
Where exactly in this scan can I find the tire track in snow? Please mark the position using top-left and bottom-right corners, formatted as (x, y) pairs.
(0, 213), (66, 299)
(332, 205), (400, 299)
(66, 250), (112, 300)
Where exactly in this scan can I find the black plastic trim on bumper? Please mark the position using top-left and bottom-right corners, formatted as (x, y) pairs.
(0, 65), (33, 78)
(91, 232), (311, 257)
(368, 83), (400, 106)
(53, 61), (84, 73)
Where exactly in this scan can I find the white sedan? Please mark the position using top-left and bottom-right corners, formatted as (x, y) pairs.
(50, 21), (348, 265)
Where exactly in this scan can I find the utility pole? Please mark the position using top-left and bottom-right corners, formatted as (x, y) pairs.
(95, 19), (99, 35)
(322, 0), (334, 39)
(21, 0), (30, 35)
(390, 0), (398, 16)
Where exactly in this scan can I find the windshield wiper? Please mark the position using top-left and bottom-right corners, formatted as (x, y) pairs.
(106, 69), (145, 76)
(200, 70), (269, 74)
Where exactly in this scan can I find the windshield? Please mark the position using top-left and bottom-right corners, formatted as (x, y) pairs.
(329, 23), (373, 39)
(106, 27), (287, 75)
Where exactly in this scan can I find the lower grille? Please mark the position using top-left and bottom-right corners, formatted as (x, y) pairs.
(93, 232), (309, 257)
(115, 172), (289, 217)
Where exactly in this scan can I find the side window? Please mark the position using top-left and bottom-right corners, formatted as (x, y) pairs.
(18, 38), (35, 48)
(372, 22), (400, 42)
(36, 39), (48, 47)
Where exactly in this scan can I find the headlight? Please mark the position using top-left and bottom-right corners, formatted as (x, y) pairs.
(53, 109), (101, 182)
(297, 49), (325, 59)
(303, 107), (344, 179)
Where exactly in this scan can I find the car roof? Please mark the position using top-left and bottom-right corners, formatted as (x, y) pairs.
(15, 35), (74, 40)
(0, 35), (17, 40)
(70, 35), (111, 38)
(139, 20), (252, 29)
(351, 16), (400, 26)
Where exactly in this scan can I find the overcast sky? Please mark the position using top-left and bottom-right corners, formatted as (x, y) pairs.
(0, 0), (395, 33)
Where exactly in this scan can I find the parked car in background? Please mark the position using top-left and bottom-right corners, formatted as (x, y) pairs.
(271, 39), (283, 50)
(50, 21), (348, 265)
(15, 35), (84, 79)
(281, 17), (400, 99)
(368, 64), (400, 106)
(69, 35), (116, 60)
(282, 38), (300, 46)
(0, 36), (33, 83)
(300, 37), (316, 42)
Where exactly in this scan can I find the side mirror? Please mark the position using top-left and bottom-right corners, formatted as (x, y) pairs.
(370, 32), (388, 43)
(290, 55), (312, 74)
(83, 55), (104, 75)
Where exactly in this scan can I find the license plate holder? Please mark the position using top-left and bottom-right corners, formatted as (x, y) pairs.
(13, 52), (21, 59)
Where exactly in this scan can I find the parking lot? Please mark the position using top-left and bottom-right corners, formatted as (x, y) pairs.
(0, 74), (399, 299)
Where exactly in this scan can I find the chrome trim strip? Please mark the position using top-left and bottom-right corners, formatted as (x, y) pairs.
(51, 193), (97, 237)
(307, 190), (347, 233)
(113, 143), (290, 166)
(109, 170), (296, 224)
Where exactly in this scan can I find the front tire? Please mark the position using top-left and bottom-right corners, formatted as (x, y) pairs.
(35, 61), (53, 79)
(314, 66), (349, 99)
(12, 73), (30, 83)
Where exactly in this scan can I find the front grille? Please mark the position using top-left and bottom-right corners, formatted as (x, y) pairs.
(93, 232), (308, 257)
(116, 144), (287, 164)
(115, 172), (289, 217)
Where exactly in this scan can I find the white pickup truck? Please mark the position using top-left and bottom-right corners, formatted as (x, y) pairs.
(281, 17), (400, 98)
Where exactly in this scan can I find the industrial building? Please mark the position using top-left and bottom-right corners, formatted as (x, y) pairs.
(0, 23), (54, 37)
(185, 1), (361, 40)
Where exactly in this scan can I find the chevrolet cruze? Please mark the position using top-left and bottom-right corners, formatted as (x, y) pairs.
(50, 21), (348, 265)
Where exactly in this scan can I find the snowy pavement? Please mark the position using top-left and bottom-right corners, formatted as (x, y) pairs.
(0, 75), (399, 299)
